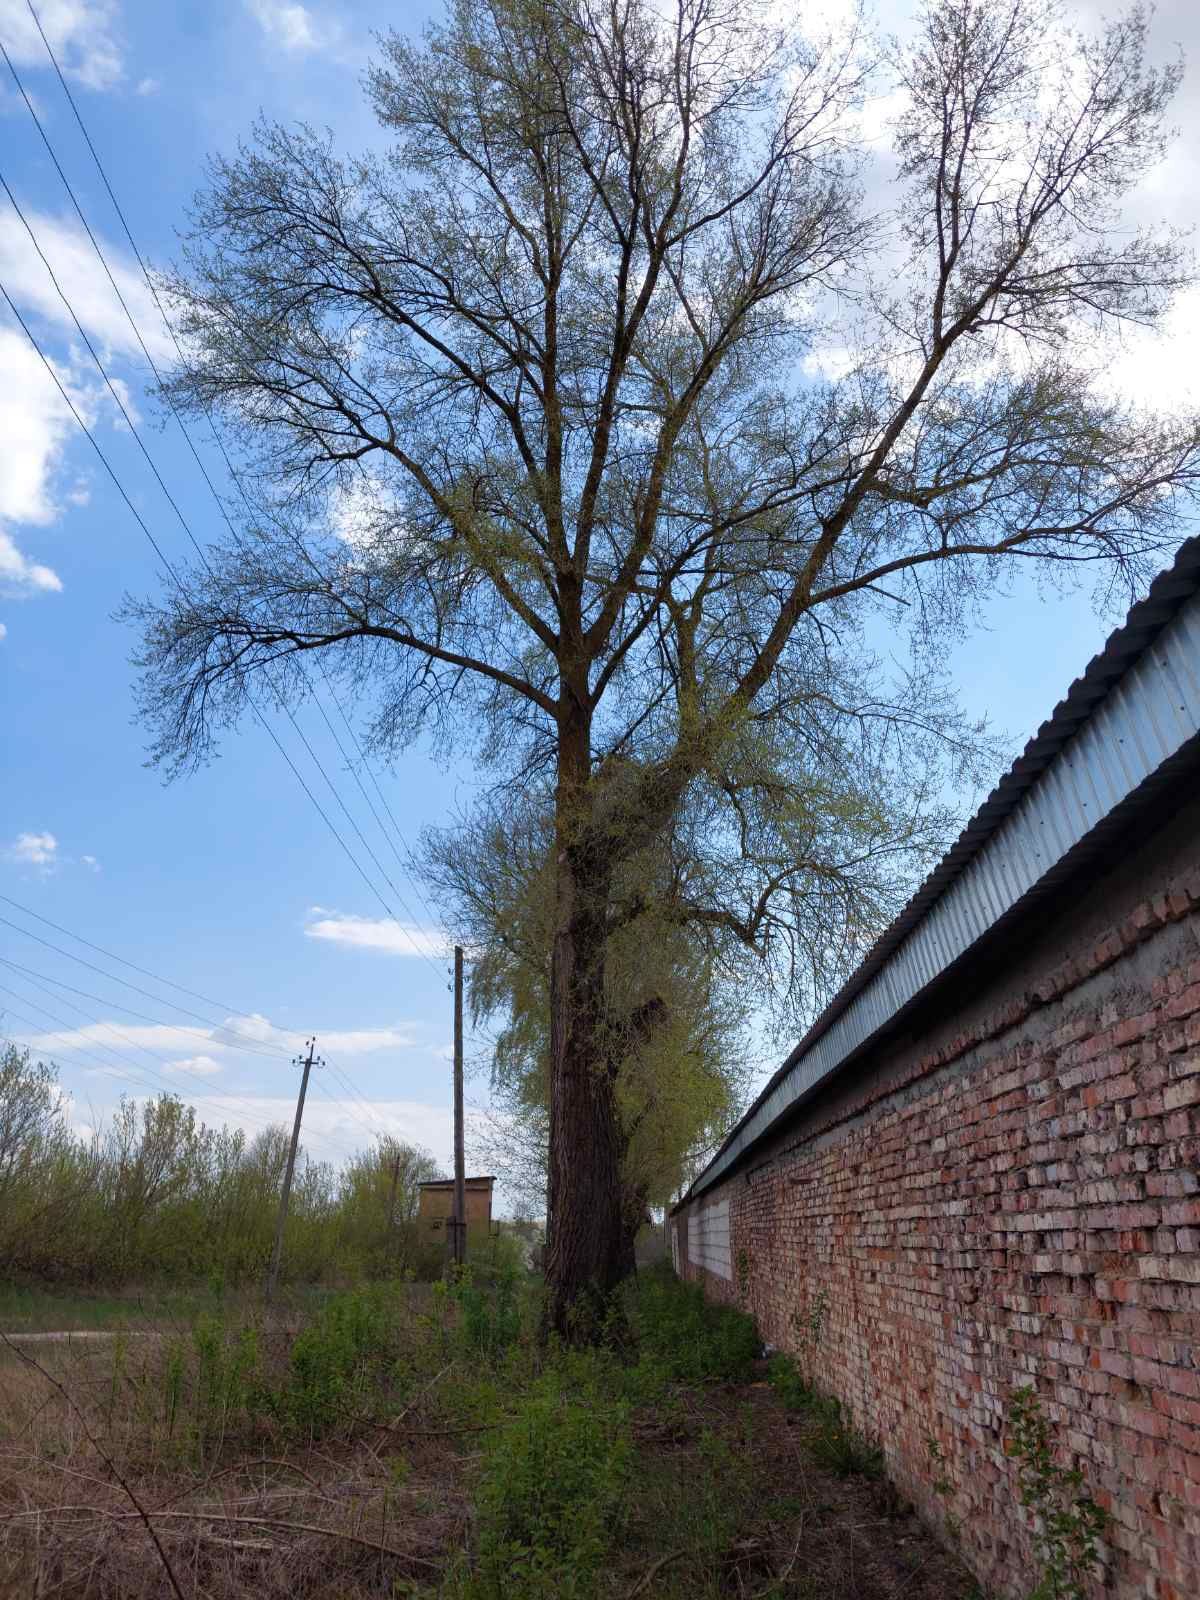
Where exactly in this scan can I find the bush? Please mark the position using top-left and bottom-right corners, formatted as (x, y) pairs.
(765, 1351), (812, 1412)
(765, 1352), (882, 1477)
(629, 1268), (760, 1384)
(449, 1261), (524, 1361)
(277, 1284), (397, 1436)
(472, 1372), (631, 1599)
(807, 1395), (884, 1479)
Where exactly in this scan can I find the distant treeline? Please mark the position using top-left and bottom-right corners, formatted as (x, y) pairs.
(0, 1041), (443, 1286)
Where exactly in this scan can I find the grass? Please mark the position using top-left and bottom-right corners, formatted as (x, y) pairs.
(0, 1267), (977, 1600)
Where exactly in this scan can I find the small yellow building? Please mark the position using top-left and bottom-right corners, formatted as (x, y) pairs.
(416, 1175), (495, 1248)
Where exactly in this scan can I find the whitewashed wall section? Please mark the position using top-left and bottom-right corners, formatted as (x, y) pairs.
(686, 1197), (732, 1279)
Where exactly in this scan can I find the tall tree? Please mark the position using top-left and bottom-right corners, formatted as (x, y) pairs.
(426, 794), (759, 1266)
(130, 0), (1199, 1333)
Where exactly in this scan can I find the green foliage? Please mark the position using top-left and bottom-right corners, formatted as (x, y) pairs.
(735, 1247), (751, 1301)
(765, 1351), (882, 1478)
(471, 1369), (631, 1599)
(629, 1268), (760, 1384)
(0, 1043), (438, 1290)
(449, 1260), (524, 1361)
(279, 1284), (398, 1437)
(765, 1351), (812, 1412)
(1006, 1386), (1108, 1600)
(806, 1395), (884, 1480)
(186, 1314), (264, 1459)
(789, 1287), (829, 1387)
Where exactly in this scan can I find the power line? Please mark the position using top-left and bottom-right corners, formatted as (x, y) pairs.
(306, 675), (447, 953)
(0, 987), (362, 1162)
(0, 956), (276, 1099)
(0, 949), (296, 1064)
(0, 895), (421, 1157)
(3, 28), (448, 974)
(0, 167), (209, 569)
(0, 267), (432, 984)
(0, 890), (295, 1042)
(5, 31), (453, 1141)
(0, 280), (181, 586)
(0, 914), (294, 1061)
(311, 1072), (389, 1147)
(314, 656), (446, 929)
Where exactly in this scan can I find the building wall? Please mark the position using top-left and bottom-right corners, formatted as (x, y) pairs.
(676, 794), (1200, 1600)
(417, 1181), (494, 1240)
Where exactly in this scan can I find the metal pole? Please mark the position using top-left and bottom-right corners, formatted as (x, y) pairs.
(453, 944), (466, 1267)
(266, 1036), (321, 1302)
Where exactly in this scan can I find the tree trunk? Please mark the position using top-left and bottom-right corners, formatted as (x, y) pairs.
(617, 1182), (650, 1280)
(543, 703), (627, 1339)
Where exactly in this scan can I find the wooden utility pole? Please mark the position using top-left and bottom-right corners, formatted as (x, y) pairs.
(452, 945), (466, 1267)
(265, 1036), (322, 1302)
(387, 1145), (401, 1263)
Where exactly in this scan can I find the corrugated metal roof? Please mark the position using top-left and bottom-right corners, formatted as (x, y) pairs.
(684, 537), (1200, 1202)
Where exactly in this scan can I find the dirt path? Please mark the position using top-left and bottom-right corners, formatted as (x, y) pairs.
(0, 1330), (149, 1344)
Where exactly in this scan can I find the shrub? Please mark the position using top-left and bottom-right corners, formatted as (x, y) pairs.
(629, 1269), (759, 1384)
(765, 1351), (812, 1412)
(277, 1284), (396, 1436)
(472, 1373), (631, 1599)
(450, 1260), (523, 1360)
(188, 1313), (263, 1458)
(806, 1395), (884, 1479)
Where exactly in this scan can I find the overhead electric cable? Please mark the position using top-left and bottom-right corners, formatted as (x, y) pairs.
(0, 956), (284, 1101)
(0, 280), (181, 586)
(314, 657), (446, 929)
(306, 678), (447, 952)
(0, 891), (294, 1047)
(0, 897), (414, 1151)
(0, 950), (298, 1062)
(0, 986), (361, 1160)
(5, 38), (450, 1144)
(0, 276), (431, 981)
(0, 915), (296, 1061)
(5, 27), (448, 972)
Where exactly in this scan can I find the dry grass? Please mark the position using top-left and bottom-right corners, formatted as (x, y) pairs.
(0, 1284), (979, 1600)
(0, 1324), (472, 1600)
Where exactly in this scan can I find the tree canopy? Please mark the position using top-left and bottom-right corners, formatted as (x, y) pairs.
(129, 0), (1200, 1331)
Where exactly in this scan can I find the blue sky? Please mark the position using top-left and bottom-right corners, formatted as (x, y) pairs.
(1, 0), (1197, 1197)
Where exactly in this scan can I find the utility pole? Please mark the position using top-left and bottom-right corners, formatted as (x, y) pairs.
(265, 1036), (322, 1302)
(452, 945), (466, 1268)
(387, 1144), (401, 1262)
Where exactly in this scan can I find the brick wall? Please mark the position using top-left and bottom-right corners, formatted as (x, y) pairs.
(676, 797), (1200, 1600)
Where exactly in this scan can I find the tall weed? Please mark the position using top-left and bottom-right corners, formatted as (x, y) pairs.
(279, 1284), (398, 1436)
(629, 1268), (759, 1384)
(472, 1369), (631, 1599)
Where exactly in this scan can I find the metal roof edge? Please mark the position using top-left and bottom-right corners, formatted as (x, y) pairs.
(681, 537), (1200, 1206)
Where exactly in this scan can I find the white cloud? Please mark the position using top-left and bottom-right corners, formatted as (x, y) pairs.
(245, 0), (339, 54)
(135, 77), (159, 96)
(0, 0), (124, 92)
(0, 207), (171, 365)
(165, 1054), (223, 1077)
(0, 207), (167, 600)
(0, 324), (86, 595)
(0, 622), (7, 641)
(22, 1010), (418, 1063)
(81, 853), (100, 871)
(0, 528), (62, 594)
(26, 1020), (219, 1055)
(305, 909), (445, 960)
(8, 830), (58, 867)
(1099, 286), (1200, 412)
(220, 1095), (475, 1174)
